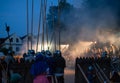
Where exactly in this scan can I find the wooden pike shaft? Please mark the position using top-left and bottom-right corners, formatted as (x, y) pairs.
(31, 0), (34, 50)
(26, 0), (29, 51)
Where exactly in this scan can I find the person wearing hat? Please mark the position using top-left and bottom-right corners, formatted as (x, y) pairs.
(53, 50), (66, 83)
(45, 50), (55, 83)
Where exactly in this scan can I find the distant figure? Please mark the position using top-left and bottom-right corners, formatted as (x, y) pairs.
(86, 66), (96, 83)
(101, 51), (107, 58)
(30, 53), (49, 83)
(110, 71), (120, 82)
(23, 53), (27, 58)
(4, 51), (15, 64)
(53, 50), (66, 83)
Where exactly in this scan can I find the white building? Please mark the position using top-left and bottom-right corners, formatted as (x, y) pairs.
(0, 33), (66, 55)
(0, 33), (22, 55)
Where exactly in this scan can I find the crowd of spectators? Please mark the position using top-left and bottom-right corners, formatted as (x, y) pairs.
(0, 50), (66, 83)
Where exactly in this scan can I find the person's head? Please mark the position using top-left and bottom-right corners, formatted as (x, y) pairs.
(54, 50), (61, 57)
(41, 50), (45, 55)
(45, 50), (52, 56)
(28, 50), (35, 55)
(23, 53), (27, 58)
(35, 53), (44, 61)
(88, 65), (93, 71)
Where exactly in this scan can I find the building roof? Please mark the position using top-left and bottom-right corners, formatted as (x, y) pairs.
(0, 38), (7, 44)
(20, 35), (27, 40)
(0, 33), (15, 46)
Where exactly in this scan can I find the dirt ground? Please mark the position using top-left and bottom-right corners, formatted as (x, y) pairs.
(64, 68), (75, 83)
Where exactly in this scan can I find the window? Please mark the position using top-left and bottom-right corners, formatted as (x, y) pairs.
(28, 36), (32, 41)
(16, 47), (19, 52)
(10, 38), (13, 42)
(16, 38), (19, 42)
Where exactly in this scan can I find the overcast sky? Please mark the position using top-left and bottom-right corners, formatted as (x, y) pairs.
(0, 0), (76, 37)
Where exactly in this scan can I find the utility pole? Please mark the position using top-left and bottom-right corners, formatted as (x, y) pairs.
(5, 24), (12, 83)
(31, 0), (34, 50)
(36, 0), (42, 52)
(5, 24), (12, 51)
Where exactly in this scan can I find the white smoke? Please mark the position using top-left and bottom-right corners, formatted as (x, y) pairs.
(61, 0), (120, 60)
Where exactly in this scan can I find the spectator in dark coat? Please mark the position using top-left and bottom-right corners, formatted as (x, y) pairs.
(45, 50), (55, 83)
(53, 50), (66, 83)
(45, 50), (55, 75)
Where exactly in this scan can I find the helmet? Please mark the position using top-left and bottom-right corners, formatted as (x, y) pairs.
(28, 50), (35, 55)
(35, 52), (44, 61)
(54, 50), (61, 57)
(88, 66), (93, 71)
(45, 50), (52, 56)
(41, 50), (45, 55)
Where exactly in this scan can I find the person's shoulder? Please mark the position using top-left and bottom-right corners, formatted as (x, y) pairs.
(61, 56), (65, 60)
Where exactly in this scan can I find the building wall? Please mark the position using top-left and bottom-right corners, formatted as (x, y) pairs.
(4, 33), (23, 55)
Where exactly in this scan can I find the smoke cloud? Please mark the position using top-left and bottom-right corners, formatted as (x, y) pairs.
(61, 0), (120, 58)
